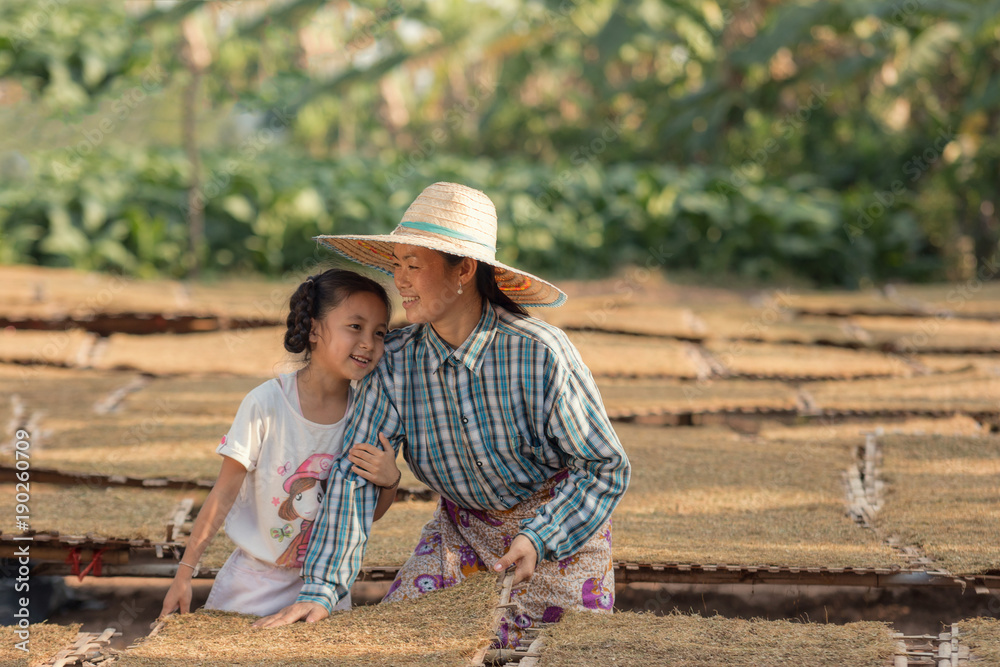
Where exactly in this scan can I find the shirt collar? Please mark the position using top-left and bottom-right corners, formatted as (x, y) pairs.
(422, 300), (498, 375)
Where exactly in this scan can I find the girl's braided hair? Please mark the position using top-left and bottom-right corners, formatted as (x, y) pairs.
(284, 269), (392, 361)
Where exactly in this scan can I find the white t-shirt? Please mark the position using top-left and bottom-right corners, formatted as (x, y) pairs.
(217, 372), (353, 568)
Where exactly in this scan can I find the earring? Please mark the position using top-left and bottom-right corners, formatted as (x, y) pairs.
(457, 282), (463, 295)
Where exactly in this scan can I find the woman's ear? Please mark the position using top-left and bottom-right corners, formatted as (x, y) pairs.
(460, 257), (478, 287)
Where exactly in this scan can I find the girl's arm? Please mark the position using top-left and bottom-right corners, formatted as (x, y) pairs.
(159, 456), (247, 617)
(347, 432), (399, 522)
(373, 483), (397, 521)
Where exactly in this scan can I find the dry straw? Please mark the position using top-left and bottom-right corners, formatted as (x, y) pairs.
(613, 424), (902, 568)
(359, 499), (436, 566)
(694, 306), (862, 346)
(0, 364), (134, 422)
(597, 378), (799, 416)
(779, 290), (912, 316)
(32, 415), (228, 482)
(0, 329), (95, 367)
(0, 622), (82, 667)
(849, 315), (1000, 352)
(541, 610), (897, 667)
(703, 340), (904, 379)
(876, 434), (1000, 574)
(892, 283), (1000, 319)
(917, 353), (1000, 374)
(2, 484), (206, 541)
(0, 264), (289, 323)
(540, 301), (703, 339)
(755, 415), (983, 442)
(94, 328), (293, 377)
(960, 617), (1000, 664)
(121, 375), (265, 420)
(806, 370), (1000, 414)
(568, 332), (700, 378)
(119, 571), (498, 666)
(200, 530), (238, 570)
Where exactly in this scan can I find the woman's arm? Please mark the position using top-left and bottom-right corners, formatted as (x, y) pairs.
(159, 456), (247, 617)
(518, 357), (630, 566)
(255, 369), (403, 627)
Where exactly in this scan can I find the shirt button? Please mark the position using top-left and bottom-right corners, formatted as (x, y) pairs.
(461, 417), (468, 424)
(476, 460), (483, 467)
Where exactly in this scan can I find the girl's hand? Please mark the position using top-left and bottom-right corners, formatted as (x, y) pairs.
(160, 576), (193, 617)
(347, 433), (400, 488)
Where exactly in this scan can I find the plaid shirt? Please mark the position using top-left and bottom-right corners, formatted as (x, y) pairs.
(297, 301), (630, 612)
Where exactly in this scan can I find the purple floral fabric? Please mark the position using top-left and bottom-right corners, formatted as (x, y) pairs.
(382, 473), (614, 648)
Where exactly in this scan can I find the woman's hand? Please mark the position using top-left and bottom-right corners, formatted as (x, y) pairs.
(348, 433), (400, 488)
(160, 575), (193, 617)
(493, 534), (538, 585)
(252, 601), (329, 628)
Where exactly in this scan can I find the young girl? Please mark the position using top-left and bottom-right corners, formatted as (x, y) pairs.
(159, 269), (400, 618)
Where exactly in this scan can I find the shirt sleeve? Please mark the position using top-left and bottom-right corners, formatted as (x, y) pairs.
(296, 366), (404, 612)
(519, 352), (631, 562)
(216, 388), (265, 472)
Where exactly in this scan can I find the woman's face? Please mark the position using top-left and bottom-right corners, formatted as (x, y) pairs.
(293, 485), (323, 521)
(391, 244), (462, 324)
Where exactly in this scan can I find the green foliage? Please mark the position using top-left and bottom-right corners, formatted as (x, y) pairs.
(1, 144), (941, 287)
(0, 1), (152, 114)
(1, 0), (997, 285)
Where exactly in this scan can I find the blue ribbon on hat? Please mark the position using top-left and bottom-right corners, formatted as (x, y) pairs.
(397, 221), (496, 253)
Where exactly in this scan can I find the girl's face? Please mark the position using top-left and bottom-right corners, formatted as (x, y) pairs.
(310, 291), (388, 382)
(391, 244), (464, 324)
(292, 484), (323, 521)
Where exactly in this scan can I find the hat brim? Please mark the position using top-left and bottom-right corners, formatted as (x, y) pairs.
(315, 234), (567, 308)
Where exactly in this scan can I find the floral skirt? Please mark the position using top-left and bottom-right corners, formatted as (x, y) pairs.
(382, 472), (614, 648)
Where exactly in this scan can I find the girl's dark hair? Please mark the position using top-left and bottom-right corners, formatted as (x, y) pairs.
(440, 252), (529, 317)
(284, 269), (392, 358)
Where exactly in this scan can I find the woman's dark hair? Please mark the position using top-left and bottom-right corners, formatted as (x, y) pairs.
(440, 252), (529, 317)
(284, 268), (392, 358)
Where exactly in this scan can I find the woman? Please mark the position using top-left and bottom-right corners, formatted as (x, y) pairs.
(255, 182), (630, 645)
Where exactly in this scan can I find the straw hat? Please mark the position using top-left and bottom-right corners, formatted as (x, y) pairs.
(315, 182), (567, 307)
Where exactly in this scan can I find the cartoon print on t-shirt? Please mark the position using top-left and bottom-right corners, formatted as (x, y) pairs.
(270, 523), (293, 541)
(273, 453), (335, 567)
